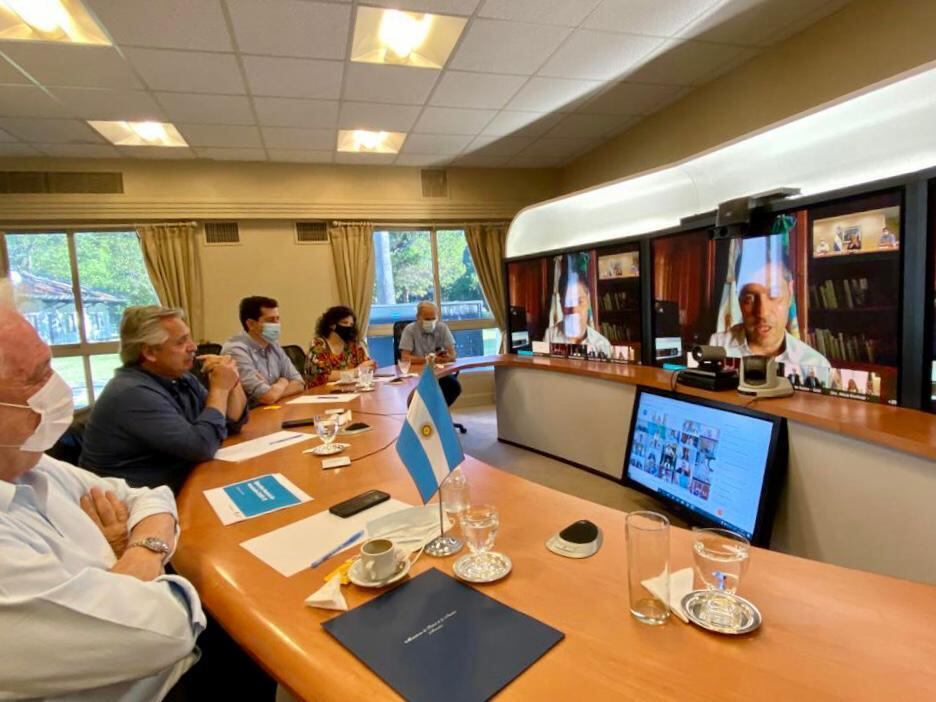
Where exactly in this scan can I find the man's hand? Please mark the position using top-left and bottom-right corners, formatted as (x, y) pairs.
(111, 547), (164, 582)
(208, 357), (240, 391)
(80, 487), (130, 558)
(359, 359), (377, 370)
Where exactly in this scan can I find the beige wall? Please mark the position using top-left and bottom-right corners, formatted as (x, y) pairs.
(562, 0), (936, 193)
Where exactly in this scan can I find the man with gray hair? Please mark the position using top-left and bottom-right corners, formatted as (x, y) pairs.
(399, 301), (462, 407)
(0, 294), (206, 700)
(81, 305), (248, 493)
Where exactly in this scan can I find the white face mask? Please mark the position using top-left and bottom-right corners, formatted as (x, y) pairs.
(421, 319), (437, 333)
(563, 314), (583, 339)
(0, 371), (74, 452)
(365, 505), (451, 556)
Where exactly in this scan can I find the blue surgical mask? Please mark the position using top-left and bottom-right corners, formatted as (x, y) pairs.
(421, 320), (437, 333)
(261, 322), (281, 343)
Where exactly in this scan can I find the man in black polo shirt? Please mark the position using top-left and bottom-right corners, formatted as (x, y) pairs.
(81, 306), (248, 493)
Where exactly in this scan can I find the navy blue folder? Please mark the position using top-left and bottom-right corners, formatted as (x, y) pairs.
(321, 568), (564, 702)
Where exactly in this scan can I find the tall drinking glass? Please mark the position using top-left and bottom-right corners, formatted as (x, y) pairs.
(358, 365), (374, 389)
(314, 414), (340, 453)
(692, 528), (751, 628)
(458, 504), (501, 578)
(626, 511), (670, 625)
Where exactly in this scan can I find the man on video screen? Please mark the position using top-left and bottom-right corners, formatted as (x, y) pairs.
(543, 271), (612, 356)
(709, 234), (829, 373)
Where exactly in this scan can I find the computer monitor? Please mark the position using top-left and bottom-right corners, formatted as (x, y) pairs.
(623, 386), (787, 546)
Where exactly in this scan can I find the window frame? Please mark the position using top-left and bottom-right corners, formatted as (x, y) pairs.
(368, 226), (498, 340)
(0, 226), (152, 405)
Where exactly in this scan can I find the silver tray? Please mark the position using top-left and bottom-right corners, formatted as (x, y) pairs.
(453, 552), (512, 583)
(681, 590), (762, 635)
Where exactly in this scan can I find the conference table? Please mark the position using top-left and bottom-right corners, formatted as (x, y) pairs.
(174, 365), (936, 701)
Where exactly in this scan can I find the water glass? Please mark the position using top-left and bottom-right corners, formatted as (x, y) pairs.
(692, 528), (750, 628)
(440, 467), (470, 520)
(626, 511), (670, 625)
(358, 365), (374, 388)
(398, 359), (411, 376)
(339, 369), (356, 385)
(314, 414), (339, 447)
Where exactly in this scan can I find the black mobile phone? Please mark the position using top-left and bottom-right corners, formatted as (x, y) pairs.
(328, 490), (390, 518)
(281, 417), (316, 429)
(341, 422), (371, 434)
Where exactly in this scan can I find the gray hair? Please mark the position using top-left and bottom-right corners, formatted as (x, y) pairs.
(119, 305), (185, 365)
(0, 277), (13, 308)
(416, 301), (437, 317)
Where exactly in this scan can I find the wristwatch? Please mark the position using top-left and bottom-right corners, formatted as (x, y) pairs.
(127, 536), (172, 563)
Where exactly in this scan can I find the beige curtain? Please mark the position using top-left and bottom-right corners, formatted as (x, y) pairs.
(136, 222), (204, 340)
(329, 222), (376, 337)
(465, 222), (509, 353)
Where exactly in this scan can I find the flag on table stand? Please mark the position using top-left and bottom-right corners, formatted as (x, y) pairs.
(396, 365), (465, 503)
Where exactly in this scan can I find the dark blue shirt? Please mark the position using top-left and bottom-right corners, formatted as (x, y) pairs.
(80, 366), (247, 493)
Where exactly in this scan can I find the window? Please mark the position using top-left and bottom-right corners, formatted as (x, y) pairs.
(1, 230), (159, 408)
(367, 228), (500, 367)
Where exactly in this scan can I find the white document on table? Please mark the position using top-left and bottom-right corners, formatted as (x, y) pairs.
(286, 393), (360, 405)
(214, 430), (315, 462)
(203, 473), (313, 526)
(240, 498), (411, 577)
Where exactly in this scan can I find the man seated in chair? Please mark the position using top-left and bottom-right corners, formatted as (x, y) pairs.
(222, 296), (305, 405)
(0, 294), (205, 700)
(81, 306), (248, 493)
(399, 301), (462, 407)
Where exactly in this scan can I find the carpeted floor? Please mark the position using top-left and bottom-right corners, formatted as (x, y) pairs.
(452, 404), (685, 526)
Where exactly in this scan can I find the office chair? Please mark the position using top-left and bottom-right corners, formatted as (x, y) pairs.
(192, 342), (222, 388)
(393, 319), (467, 435)
(282, 344), (308, 379)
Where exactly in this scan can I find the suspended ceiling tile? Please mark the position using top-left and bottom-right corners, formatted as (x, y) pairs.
(334, 151), (398, 165)
(584, 0), (726, 37)
(0, 118), (105, 144)
(624, 39), (754, 86)
(449, 19), (571, 76)
(429, 71), (526, 109)
(505, 76), (600, 113)
(451, 153), (511, 167)
(34, 143), (122, 158)
(0, 55), (29, 84)
(261, 126), (336, 150)
(84, 0), (233, 51)
(125, 48), (246, 94)
(343, 63), (440, 105)
(154, 93), (256, 125)
(117, 145), (196, 158)
(0, 86), (72, 118)
(481, 110), (563, 137)
(538, 29), (664, 81)
(678, 0), (840, 47)
(2, 44), (142, 90)
(266, 149), (334, 162)
(177, 124), (263, 147)
(394, 153), (455, 167)
(226, 0), (350, 59)
(194, 147), (269, 161)
(414, 107), (497, 135)
(464, 134), (535, 156)
(478, 0), (603, 27)
(363, 0), (481, 15)
(0, 143), (43, 156)
(253, 97), (339, 128)
(49, 88), (166, 121)
(242, 56), (344, 99)
(400, 133), (473, 154)
(338, 101), (422, 132)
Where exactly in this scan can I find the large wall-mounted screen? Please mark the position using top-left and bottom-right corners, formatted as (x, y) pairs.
(507, 244), (642, 363)
(652, 192), (902, 405)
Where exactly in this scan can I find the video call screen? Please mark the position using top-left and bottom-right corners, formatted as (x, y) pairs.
(651, 192), (902, 405)
(626, 390), (777, 540)
(507, 245), (642, 364)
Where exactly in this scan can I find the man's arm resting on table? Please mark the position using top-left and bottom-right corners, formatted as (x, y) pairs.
(257, 377), (304, 404)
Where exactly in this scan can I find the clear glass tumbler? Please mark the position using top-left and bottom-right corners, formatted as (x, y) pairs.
(314, 414), (339, 452)
(626, 511), (671, 625)
(692, 528), (751, 628)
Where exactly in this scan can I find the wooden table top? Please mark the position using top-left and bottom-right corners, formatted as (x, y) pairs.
(174, 376), (936, 701)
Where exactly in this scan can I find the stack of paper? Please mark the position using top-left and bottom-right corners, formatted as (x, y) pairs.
(287, 393), (359, 405)
(214, 430), (315, 462)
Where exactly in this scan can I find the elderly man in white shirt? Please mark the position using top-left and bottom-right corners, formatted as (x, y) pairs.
(0, 297), (205, 701)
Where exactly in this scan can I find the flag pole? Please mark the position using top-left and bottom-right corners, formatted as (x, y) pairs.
(424, 471), (462, 557)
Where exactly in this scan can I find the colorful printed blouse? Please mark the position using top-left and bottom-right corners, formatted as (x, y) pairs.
(305, 336), (369, 386)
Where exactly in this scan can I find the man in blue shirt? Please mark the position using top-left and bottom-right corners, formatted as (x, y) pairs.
(81, 306), (248, 493)
(222, 296), (305, 406)
(399, 301), (462, 406)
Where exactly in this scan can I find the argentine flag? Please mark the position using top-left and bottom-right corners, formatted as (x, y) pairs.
(396, 365), (465, 503)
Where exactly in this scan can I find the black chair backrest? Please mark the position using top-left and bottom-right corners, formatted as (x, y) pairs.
(47, 406), (92, 466)
(196, 342), (222, 356)
(392, 320), (414, 362)
(282, 344), (307, 378)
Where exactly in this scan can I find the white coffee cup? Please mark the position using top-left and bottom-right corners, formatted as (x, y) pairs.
(360, 538), (403, 581)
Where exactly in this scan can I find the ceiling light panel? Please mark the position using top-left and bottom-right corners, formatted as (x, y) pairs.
(88, 120), (187, 147)
(351, 6), (466, 69)
(337, 129), (406, 154)
(0, 0), (110, 45)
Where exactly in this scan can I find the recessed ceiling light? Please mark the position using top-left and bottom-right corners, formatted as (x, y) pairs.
(88, 120), (188, 147)
(337, 129), (407, 154)
(351, 7), (466, 69)
(0, 0), (110, 44)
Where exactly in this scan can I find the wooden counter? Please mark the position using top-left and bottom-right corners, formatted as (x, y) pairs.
(174, 379), (936, 701)
(443, 355), (936, 462)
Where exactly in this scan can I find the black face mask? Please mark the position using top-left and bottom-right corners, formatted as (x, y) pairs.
(335, 325), (357, 342)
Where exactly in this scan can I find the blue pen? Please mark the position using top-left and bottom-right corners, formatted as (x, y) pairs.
(310, 530), (364, 569)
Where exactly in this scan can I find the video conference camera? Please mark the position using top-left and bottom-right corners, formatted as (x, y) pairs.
(711, 188), (801, 240)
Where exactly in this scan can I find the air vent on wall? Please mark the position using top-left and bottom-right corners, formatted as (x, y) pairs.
(204, 222), (240, 245)
(0, 171), (123, 194)
(421, 169), (448, 198)
(295, 221), (328, 244)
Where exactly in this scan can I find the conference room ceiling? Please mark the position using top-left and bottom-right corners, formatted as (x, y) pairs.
(0, 0), (850, 168)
